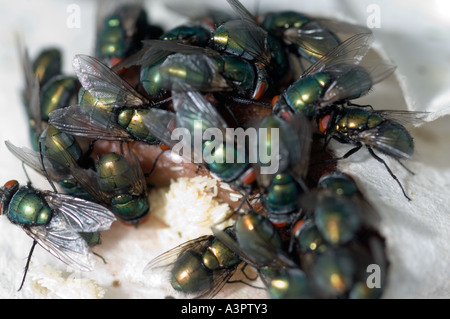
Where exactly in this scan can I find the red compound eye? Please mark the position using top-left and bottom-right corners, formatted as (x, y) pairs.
(319, 114), (331, 134)
(3, 180), (18, 189)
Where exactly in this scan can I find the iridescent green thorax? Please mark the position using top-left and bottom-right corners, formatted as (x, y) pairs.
(203, 233), (239, 271)
(334, 108), (384, 135)
(283, 72), (331, 117)
(117, 108), (158, 144)
(140, 59), (165, 97)
(7, 186), (52, 226)
(40, 76), (78, 121)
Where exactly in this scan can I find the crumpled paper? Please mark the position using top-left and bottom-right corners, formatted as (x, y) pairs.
(0, 0), (449, 299)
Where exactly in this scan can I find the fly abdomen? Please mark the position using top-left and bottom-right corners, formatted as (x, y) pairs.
(374, 121), (414, 159)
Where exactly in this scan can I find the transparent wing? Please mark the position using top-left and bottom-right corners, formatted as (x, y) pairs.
(143, 234), (238, 299)
(212, 225), (297, 269)
(255, 114), (312, 188)
(319, 61), (397, 106)
(144, 235), (212, 273)
(226, 0), (258, 21)
(302, 32), (374, 77)
(43, 191), (116, 233)
(172, 85), (230, 130)
(285, 18), (372, 59)
(48, 104), (134, 141)
(359, 128), (414, 160)
(73, 54), (148, 107)
(24, 214), (96, 271)
(67, 166), (115, 205)
(159, 53), (231, 92)
(143, 108), (179, 148)
(4, 140), (68, 182)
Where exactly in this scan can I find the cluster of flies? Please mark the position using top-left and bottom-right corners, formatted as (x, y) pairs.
(2, 0), (425, 298)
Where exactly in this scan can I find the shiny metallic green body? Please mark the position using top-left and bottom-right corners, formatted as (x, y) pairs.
(264, 173), (301, 214)
(97, 153), (149, 222)
(6, 186), (52, 226)
(235, 211), (283, 265)
(275, 64), (372, 117)
(260, 10), (340, 62)
(170, 228), (240, 294)
(40, 76), (78, 121)
(333, 108), (414, 158)
(202, 140), (249, 184)
(117, 108), (158, 144)
(32, 48), (62, 87)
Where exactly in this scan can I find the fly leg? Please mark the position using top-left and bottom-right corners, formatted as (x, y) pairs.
(18, 239), (37, 291)
(226, 263), (265, 290)
(311, 141), (363, 166)
(367, 146), (411, 201)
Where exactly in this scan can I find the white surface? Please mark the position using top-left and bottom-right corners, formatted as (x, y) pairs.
(0, 0), (449, 299)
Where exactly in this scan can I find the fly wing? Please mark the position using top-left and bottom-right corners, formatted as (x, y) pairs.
(23, 214), (95, 272)
(319, 61), (397, 106)
(357, 125), (414, 160)
(48, 104), (134, 141)
(302, 32), (374, 77)
(143, 235), (212, 273)
(285, 18), (372, 57)
(43, 191), (116, 233)
(159, 53), (231, 92)
(172, 85), (229, 130)
(4, 140), (69, 182)
(73, 54), (148, 107)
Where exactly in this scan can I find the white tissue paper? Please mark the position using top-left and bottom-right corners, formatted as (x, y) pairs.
(0, 0), (449, 299)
